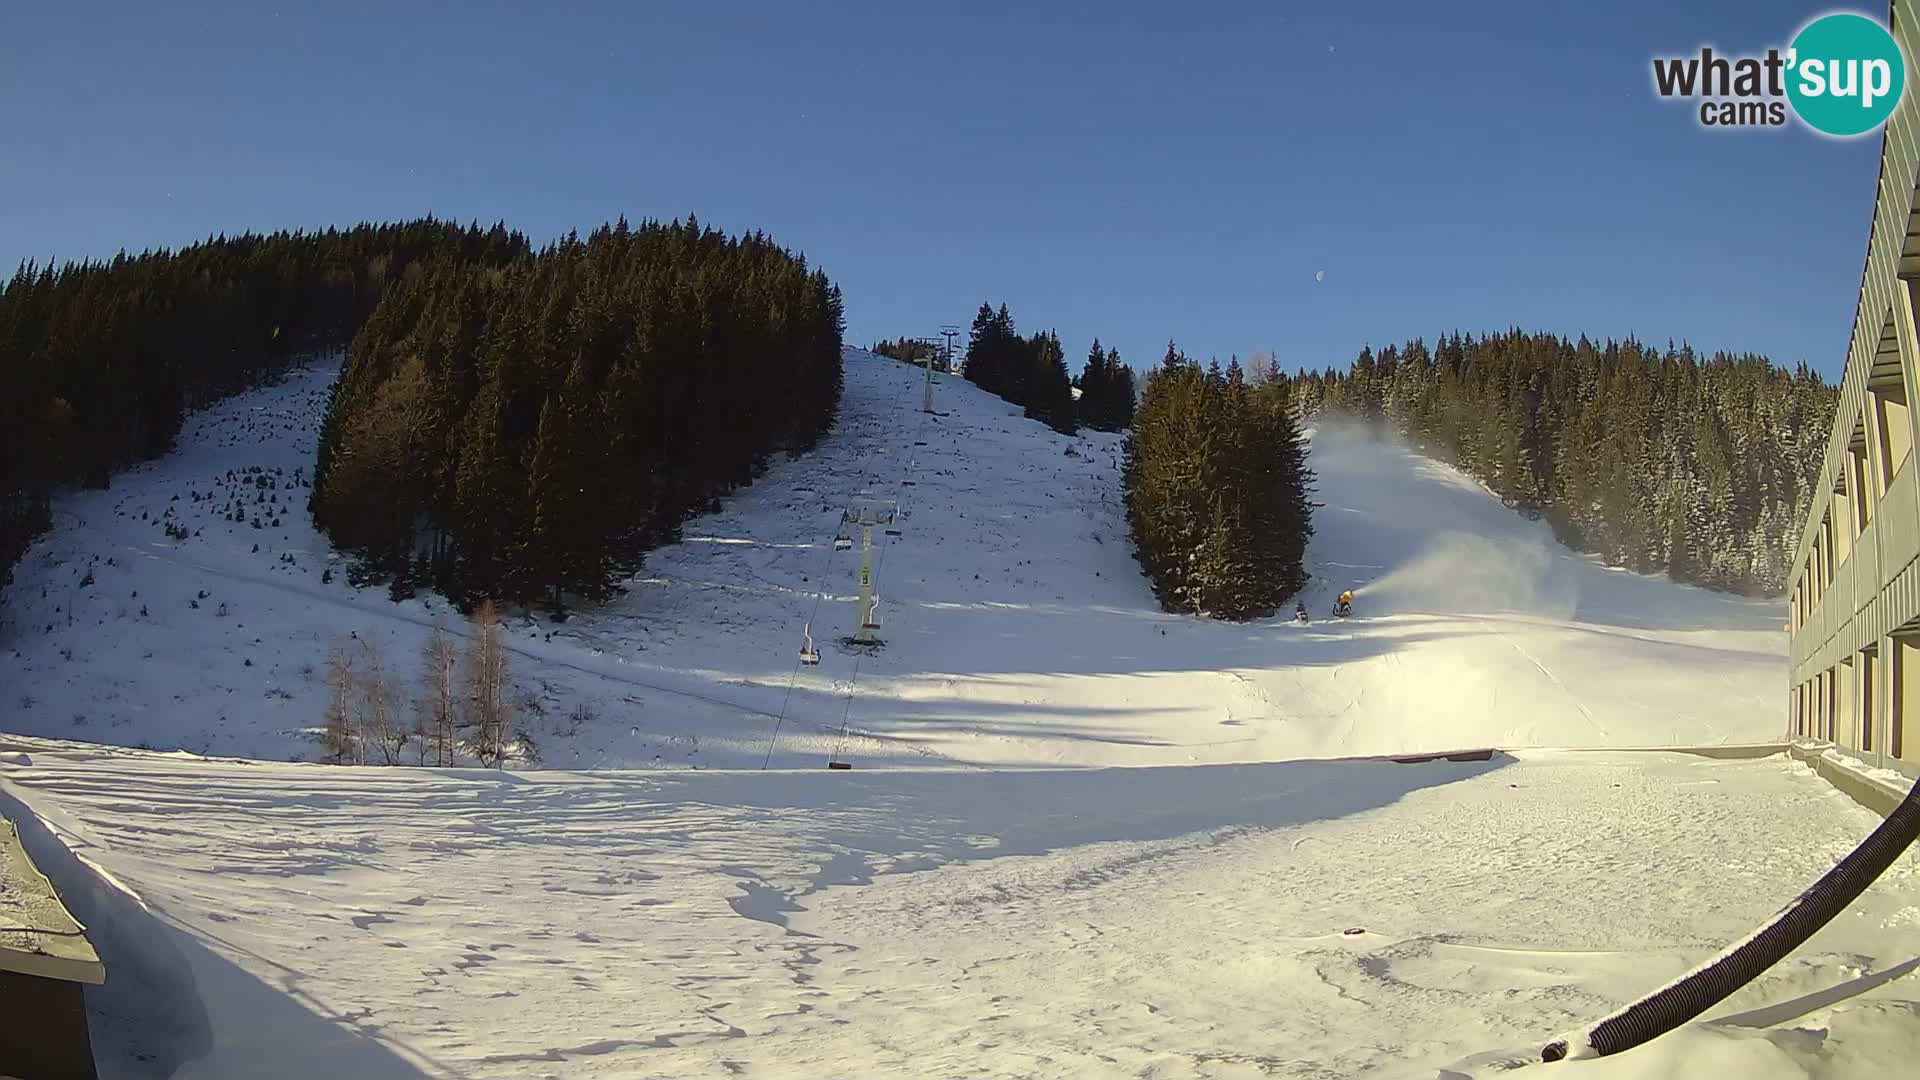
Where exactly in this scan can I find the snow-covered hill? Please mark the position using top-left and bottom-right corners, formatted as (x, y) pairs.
(1, 347), (1786, 770)
(2, 348), (1914, 1079)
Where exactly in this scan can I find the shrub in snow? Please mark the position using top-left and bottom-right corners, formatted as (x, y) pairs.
(513, 731), (542, 766)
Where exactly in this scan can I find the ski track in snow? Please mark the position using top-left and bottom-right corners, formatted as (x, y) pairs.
(4, 349), (1912, 1077)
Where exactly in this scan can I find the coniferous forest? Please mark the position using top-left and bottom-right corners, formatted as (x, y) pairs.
(1294, 331), (1835, 595)
(310, 217), (845, 615)
(1075, 338), (1137, 432)
(0, 219), (529, 593)
(961, 303), (1078, 434)
(1125, 346), (1315, 620)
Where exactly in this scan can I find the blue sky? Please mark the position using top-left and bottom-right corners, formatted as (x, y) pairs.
(0, 1), (1884, 378)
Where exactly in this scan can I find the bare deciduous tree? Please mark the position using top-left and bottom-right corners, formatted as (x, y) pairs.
(360, 638), (407, 765)
(1245, 350), (1282, 388)
(322, 636), (359, 764)
(466, 600), (512, 767)
(418, 615), (459, 767)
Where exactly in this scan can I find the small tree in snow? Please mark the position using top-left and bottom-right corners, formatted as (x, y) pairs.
(418, 615), (459, 767)
(359, 638), (407, 765)
(322, 637), (360, 764)
(465, 600), (512, 767)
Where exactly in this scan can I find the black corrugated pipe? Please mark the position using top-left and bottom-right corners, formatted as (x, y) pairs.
(1541, 769), (1920, 1063)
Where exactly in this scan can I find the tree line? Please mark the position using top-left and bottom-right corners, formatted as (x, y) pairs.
(961, 302), (1078, 434)
(1125, 346), (1315, 620)
(870, 336), (947, 368)
(880, 314), (1136, 432)
(1076, 338), (1137, 432)
(0, 219), (530, 596)
(1295, 331), (1835, 594)
(310, 216), (845, 615)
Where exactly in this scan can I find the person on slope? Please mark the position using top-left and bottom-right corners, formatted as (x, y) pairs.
(1293, 601), (1310, 625)
(1333, 590), (1354, 618)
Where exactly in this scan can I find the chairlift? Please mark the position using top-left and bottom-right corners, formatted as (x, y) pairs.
(861, 592), (882, 631)
(833, 534), (853, 552)
(799, 623), (820, 665)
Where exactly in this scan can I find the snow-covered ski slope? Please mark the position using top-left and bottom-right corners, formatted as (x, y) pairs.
(2, 348), (1785, 769)
(2, 350), (1914, 1079)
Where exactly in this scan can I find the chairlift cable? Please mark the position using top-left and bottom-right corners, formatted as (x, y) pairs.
(765, 364), (932, 769)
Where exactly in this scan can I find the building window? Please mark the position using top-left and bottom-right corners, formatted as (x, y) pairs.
(1832, 483), (1854, 564)
(1895, 636), (1915, 760)
(1819, 669), (1831, 740)
(1874, 381), (1911, 485)
(1849, 421), (1873, 531)
(1862, 647), (1877, 752)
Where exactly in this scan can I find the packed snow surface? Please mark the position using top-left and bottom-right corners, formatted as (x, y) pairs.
(2, 741), (1916, 1078)
(2, 348), (1788, 770)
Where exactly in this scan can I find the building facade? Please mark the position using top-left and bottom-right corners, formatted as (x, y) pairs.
(1788, 0), (1920, 779)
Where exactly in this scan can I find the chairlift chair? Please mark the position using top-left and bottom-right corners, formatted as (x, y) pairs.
(799, 623), (820, 665)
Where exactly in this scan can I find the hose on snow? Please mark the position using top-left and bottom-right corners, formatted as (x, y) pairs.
(1540, 767), (1920, 1062)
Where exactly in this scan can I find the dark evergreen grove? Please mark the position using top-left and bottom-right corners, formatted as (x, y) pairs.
(310, 217), (845, 616)
(1075, 338), (1137, 432)
(1293, 331), (1836, 595)
(0, 219), (529, 594)
(1124, 343), (1315, 620)
(961, 302), (1078, 434)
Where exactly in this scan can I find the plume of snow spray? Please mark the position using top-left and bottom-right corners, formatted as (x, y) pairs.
(1361, 531), (1579, 622)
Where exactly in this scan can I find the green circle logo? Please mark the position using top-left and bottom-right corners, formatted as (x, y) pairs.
(1787, 13), (1906, 136)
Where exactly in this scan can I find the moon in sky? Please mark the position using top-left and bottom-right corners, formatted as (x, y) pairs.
(1314, 270), (1326, 283)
